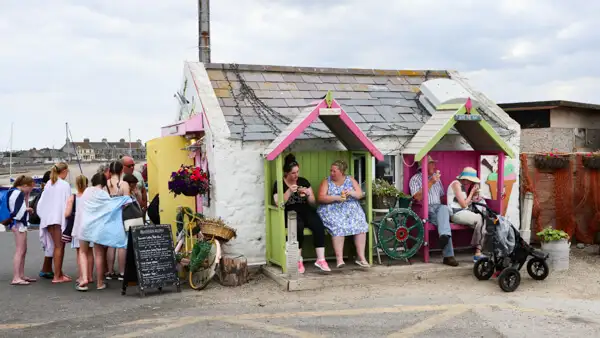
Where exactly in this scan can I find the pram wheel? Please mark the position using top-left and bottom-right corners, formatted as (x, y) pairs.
(498, 268), (521, 292)
(527, 257), (549, 280)
(473, 257), (495, 280)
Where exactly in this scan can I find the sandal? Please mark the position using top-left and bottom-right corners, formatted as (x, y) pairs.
(52, 276), (72, 284)
(23, 277), (37, 282)
(11, 280), (30, 286)
(75, 283), (89, 292)
(97, 284), (107, 290)
(336, 262), (345, 269)
(355, 260), (370, 268)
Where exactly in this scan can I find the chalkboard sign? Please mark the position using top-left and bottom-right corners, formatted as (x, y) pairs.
(121, 224), (181, 297)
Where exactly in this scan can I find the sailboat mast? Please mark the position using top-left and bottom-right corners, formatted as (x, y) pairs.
(9, 122), (13, 180)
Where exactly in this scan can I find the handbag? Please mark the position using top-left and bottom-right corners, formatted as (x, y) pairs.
(122, 199), (144, 231)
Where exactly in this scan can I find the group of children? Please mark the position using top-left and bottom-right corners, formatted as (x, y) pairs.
(4, 160), (145, 291)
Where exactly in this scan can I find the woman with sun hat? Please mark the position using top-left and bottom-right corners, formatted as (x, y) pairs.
(446, 166), (485, 262)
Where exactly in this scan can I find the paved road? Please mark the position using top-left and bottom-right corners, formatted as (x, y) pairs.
(1, 231), (600, 337)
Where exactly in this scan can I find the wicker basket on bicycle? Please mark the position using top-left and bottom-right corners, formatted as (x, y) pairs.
(200, 217), (237, 242)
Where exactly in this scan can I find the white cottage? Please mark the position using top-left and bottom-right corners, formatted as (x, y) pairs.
(152, 62), (521, 266)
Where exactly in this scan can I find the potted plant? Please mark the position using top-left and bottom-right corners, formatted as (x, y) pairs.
(533, 149), (570, 170)
(168, 165), (210, 197)
(372, 178), (399, 210)
(536, 227), (570, 271)
(582, 152), (600, 169)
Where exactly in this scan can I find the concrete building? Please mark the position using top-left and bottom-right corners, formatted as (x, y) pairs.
(61, 138), (146, 161)
(151, 62), (521, 265)
(499, 100), (600, 153)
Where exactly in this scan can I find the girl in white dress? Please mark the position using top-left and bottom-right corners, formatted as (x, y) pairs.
(64, 175), (94, 291)
(37, 162), (72, 284)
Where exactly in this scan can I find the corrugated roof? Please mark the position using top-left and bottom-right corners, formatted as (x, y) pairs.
(204, 63), (512, 143)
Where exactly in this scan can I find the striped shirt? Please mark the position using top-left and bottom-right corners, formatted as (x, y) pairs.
(409, 171), (444, 205)
(7, 189), (28, 228)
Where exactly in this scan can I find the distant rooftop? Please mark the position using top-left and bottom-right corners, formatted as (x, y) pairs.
(498, 100), (600, 112)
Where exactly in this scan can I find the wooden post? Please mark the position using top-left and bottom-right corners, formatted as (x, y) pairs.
(217, 254), (249, 287)
(421, 155), (430, 263)
(286, 211), (299, 280)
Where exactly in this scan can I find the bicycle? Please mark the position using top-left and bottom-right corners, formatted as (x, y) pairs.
(174, 207), (222, 291)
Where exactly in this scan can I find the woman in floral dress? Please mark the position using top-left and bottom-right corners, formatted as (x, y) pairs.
(317, 160), (369, 268)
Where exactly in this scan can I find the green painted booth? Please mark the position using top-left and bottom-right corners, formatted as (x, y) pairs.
(263, 94), (384, 272)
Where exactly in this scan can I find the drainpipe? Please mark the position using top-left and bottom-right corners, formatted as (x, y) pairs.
(520, 192), (533, 244)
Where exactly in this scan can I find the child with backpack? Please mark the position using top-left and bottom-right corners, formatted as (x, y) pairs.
(6, 175), (36, 285)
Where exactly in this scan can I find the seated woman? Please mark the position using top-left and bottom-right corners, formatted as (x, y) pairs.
(317, 160), (369, 269)
(273, 154), (331, 273)
(446, 167), (485, 262)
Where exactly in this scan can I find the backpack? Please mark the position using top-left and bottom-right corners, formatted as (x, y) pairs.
(28, 192), (42, 225)
(0, 189), (18, 226)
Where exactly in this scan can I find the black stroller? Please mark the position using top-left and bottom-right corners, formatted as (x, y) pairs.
(471, 202), (550, 292)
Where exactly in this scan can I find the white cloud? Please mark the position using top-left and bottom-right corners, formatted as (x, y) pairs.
(1, 0), (599, 149)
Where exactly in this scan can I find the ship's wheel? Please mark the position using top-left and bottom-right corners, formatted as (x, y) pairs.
(376, 208), (424, 260)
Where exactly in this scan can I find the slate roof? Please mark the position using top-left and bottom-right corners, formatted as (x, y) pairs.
(204, 63), (511, 143)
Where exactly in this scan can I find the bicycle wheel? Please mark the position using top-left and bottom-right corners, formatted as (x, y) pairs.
(189, 239), (222, 290)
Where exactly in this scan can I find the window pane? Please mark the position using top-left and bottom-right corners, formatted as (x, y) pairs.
(375, 155), (395, 184)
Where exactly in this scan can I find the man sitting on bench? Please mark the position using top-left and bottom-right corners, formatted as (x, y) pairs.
(409, 156), (458, 267)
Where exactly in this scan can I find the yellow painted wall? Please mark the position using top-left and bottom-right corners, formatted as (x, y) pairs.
(146, 136), (196, 239)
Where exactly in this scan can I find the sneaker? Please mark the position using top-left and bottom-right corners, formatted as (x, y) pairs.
(314, 260), (331, 272)
(39, 271), (54, 279)
(118, 274), (124, 281)
(105, 273), (115, 280)
(297, 261), (305, 274)
(443, 256), (459, 267)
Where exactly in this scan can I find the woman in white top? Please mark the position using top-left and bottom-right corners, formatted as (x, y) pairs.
(37, 162), (72, 284)
(104, 161), (130, 281)
(7, 175), (36, 285)
(446, 167), (485, 262)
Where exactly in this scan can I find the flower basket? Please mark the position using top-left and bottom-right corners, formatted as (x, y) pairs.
(582, 154), (600, 169)
(168, 165), (209, 197)
(398, 195), (413, 209)
(373, 195), (397, 210)
(200, 217), (237, 242)
(533, 155), (570, 170)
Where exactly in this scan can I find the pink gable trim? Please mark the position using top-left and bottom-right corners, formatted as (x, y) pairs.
(161, 113), (204, 137)
(331, 100), (384, 161)
(265, 100), (328, 161)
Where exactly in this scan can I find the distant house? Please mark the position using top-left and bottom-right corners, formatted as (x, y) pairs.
(61, 138), (146, 161)
(499, 100), (600, 153)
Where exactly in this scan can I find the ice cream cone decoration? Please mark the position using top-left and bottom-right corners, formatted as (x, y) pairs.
(485, 162), (516, 216)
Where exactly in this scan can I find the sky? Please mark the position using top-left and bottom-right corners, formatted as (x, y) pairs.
(1, 0), (599, 150)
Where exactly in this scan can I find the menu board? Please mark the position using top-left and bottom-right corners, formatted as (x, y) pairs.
(121, 224), (181, 297)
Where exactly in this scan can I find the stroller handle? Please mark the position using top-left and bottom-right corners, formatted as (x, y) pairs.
(471, 202), (499, 217)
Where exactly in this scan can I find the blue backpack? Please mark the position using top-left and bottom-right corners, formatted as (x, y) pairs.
(0, 188), (17, 226)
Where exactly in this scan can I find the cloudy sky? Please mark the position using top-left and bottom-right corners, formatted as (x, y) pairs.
(1, 0), (598, 150)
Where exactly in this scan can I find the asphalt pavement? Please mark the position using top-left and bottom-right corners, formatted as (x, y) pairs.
(1, 230), (600, 338)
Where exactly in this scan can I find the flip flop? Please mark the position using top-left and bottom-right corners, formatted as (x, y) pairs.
(336, 262), (346, 268)
(75, 283), (89, 292)
(39, 271), (54, 279)
(11, 280), (30, 286)
(51, 276), (72, 284)
(97, 284), (107, 290)
(23, 277), (37, 283)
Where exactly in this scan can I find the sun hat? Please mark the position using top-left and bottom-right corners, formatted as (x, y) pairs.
(457, 167), (480, 183)
(417, 155), (437, 167)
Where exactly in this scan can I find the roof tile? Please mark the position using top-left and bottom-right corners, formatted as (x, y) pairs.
(241, 72), (265, 82)
(277, 83), (298, 91)
(263, 73), (285, 82)
(295, 82), (317, 91)
(347, 113), (366, 122)
(363, 114), (386, 123)
(301, 75), (322, 83)
(258, 82), (279, 90)
(355, 106), (379, 115)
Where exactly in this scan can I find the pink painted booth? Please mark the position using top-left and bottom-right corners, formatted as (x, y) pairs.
(400, 98), (515, 263)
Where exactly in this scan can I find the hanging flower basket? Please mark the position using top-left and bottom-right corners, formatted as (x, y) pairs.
(533, 151), (570, 170)
(582, 153), (600, 169)
(168, 165), (210, 197)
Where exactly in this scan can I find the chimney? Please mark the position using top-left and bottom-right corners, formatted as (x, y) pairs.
(84, 138), (90, 143)
(198, 0), (211, 63)
(136, 139), (142, 144)
(119, 138), (125, 143)
(102, 138), (107, 142)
